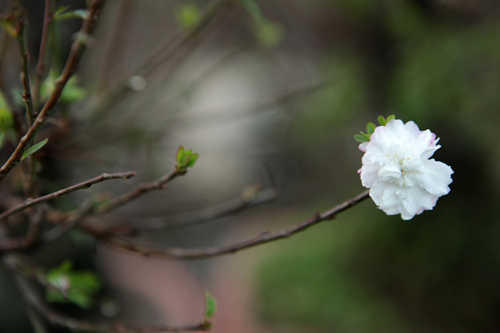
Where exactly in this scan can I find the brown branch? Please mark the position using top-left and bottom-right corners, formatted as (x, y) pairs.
(4, 254), (70, 297)
(101, 190), (371, 260)
(96, 169), (181, 215)
(32, 0), (53, 106)
(0, 0), (105, 182)
(14, 13), (36, 126)
(0, 206), (44, 251)
(175, 78), (334, 129)
(13, 274), (212, 332)
(42, 199), (95, 243)
(86, 0), (232, 118)
(0, 171), (136, 222)
(121, 186), (277, 232)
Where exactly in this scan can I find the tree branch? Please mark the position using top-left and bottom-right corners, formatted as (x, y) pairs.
(96, 169), (181, 215)
(120, 185), (277, 232)
(87, 0), (232, 119)
(32, 0), (53, 106)
(101, 190), (371, 260)
(0, 0), (105, 182)
(0, 171), (136, 222)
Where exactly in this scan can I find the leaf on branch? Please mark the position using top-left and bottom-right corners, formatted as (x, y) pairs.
(45, 260), (101, 309)
(237, 0), (265, 23)
(40, 71), (86, 104)
(237, 0), (284, 48)
(22, 138), (48, 161)
(54, 8), (89, 21)
(204, 291), (217, 320)
(176, 4), (201, 30)
(254, 20), (284, 48)
(175, 145), (199, 173)
(0, 17), (17, 37)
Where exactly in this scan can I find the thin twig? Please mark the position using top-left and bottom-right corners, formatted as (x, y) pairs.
(0, 0), (105, 182)
(101, 190), (371, 260)
(4, 254), (69, 297)
(175, 78), (335, 129)
(33, 0), (53, 106)
(96, 169), (181, 215)
(13, 274), (212, 332)
(122, 186), (277, 232)
(15, 14), (36, 126)
(87, 0), (231, 119)
(0, 206), (44, 251)
(42, 199), (95, 243)
(0, 171), (136, 221)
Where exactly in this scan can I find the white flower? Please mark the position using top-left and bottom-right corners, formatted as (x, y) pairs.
(358, 119), (453, 220)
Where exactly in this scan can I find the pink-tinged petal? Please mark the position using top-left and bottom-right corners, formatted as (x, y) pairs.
(358, 118), (452, 220)
(358, 142), (369, 152)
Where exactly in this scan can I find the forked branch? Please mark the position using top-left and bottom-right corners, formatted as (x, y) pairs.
(0, 0), (105, 182)
(0, 171), (136, 222)
(101, 190), (370, 260)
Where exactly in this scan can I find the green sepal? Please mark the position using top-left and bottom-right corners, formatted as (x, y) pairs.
(22, 138), (48, 161)
(366, 122), (376, 134)
(377, 115), (387, 126)
(386, 115), (395, 122)
(354, 134), (368, 143)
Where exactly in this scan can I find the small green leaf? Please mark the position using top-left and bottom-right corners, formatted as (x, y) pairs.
(0, 18), (17, 37)
(237, 0), (265, 23)
(54, 6), (69, 17)
(204, 291), (217, 320)
(45, 260), (101, 309)
(360, 132), (371, 140)
(54, 9), (88, 21)
(366, 122), (376, 134)
(354, 134), (367, 143)
(377, 115), (387, 126)
(176, 4), (200, 29)
(176, 145), (185, 163)
(175, 146), (199, 173)
(254, 20), (284, 48)
(22, 138), (48, 161)
(386, 115), (395, 122)
(186, 153), (199, 167)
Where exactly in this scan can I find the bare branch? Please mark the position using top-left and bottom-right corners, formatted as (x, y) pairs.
(0, 0), (105, 182)
(15, 16), (36, 126)
(122, 186), (277, 232)
(96, 169), (181, 215)
(42, 199), (96, 243)
(13, 274), (212, 332)
(101, 190), (371, 260)
(87, 0), (233, 118)
(4, 254), (69, 297)
(0, 206), (44, 251)
(0, 171), (136, 221)
(33, 0), (53, 106)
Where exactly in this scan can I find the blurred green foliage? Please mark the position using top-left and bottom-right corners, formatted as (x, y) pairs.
(45, 260), (101, 309)
(255, 0), (500, 332)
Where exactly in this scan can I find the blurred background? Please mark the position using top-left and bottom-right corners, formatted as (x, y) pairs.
(1, 0), (500, 332)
